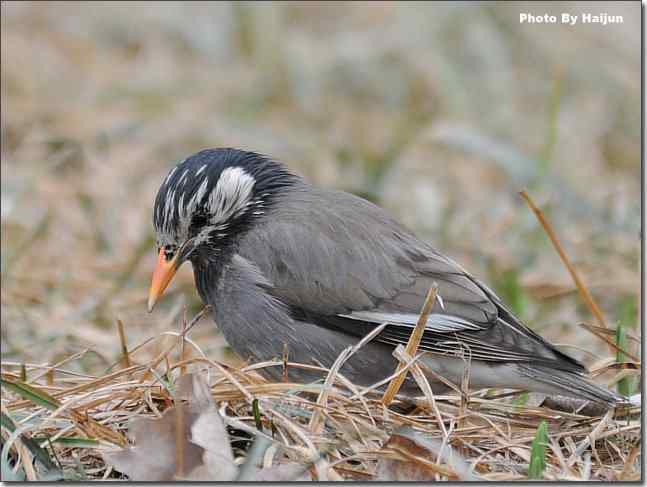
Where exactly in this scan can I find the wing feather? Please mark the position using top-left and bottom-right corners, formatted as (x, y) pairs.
(237, 183), (585, 373)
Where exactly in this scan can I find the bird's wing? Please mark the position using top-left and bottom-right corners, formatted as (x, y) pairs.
(238, 185), (585, 372)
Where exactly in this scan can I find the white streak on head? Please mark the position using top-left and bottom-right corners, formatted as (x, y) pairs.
(156, 166), (257, 249)
(177, 192), (186, 221)
(178, 168), (189, 187)
(192, 177), (210, 206)
(164, 166), (178, 185)
(208, 167), (255, 224)
(163, 188), (176, 231)
(196, 164), (207, 176)
(177, 176), (209, 236)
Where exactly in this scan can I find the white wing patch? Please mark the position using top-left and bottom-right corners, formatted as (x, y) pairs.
(340, 311), (484, 333)
(207, 167), (256, 224)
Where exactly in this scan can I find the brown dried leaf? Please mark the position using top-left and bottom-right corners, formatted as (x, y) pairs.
(104, 373), (315, 481)
(376, 457), (439, 482)
(185, 406), (238, 481)
(104, 373), (235, 481)
(103, 402), (204, 480)
(376, 426), (476, 481)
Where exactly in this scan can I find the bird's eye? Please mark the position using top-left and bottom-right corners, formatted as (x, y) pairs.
(163, 245), (176, 261)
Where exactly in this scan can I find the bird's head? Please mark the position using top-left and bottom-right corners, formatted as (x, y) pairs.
(148, 148), (297, 312)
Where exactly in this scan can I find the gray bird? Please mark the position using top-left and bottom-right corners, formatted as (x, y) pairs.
(148, 148), (621, 405)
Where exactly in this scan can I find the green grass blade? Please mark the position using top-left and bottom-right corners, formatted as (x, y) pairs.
(40, 437), (100, 448)
(1, 412), (59, 472)
(0, 378), (61, 411)
(1, 422), (35, 480)
(252, 398), (262, 431)
(615, 322), (636, 396)
(528, 420), (548, 479)
(512, 391), (529, 409)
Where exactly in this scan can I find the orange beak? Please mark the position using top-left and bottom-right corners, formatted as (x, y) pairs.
(147, 249), (179, 312)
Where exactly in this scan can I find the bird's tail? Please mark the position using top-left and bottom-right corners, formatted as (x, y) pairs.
(517, 364), (626, 406)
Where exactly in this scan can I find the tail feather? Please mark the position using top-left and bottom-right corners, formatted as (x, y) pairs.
(517, 364), (625, 406)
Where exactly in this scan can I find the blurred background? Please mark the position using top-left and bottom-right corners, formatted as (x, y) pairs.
(1, 2), (640, 379)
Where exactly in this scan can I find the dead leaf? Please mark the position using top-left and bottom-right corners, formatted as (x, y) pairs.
(103, 401), (204, 481)
(104, 373), (312, 481)
(186, 406), (238, 481)
(228, 432), (311, 481)
(104, 373), (234, 481)
(376, 427), (476, 481)
(376, 457), (439, 481)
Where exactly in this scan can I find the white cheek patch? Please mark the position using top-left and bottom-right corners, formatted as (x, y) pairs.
(207, 167), (256, 224)
(156, 165), (256, 246)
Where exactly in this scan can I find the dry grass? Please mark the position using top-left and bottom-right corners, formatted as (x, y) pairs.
(0, 317), (641, 480)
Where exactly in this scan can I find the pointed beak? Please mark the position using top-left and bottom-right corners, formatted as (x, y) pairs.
(147, 249), (179, 312)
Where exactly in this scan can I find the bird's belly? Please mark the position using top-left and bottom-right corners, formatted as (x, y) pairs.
(212, 303), (531, 394)
(421, 355), (531, 391)
(213, 311), (420, 389)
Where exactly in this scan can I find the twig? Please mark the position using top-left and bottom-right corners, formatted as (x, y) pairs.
(282, 344), (289, 383)
(179, 309), (188, 376)
(567, 409), (613, 466)
(28, 349), (92, 384)
(382, 283), (438, 405)
(15, 438), (37, 481)
(392, 346), (448, 439)
(619, 444), (641, 480)
(174, 399), (185, 478)
(457, 344), (472, 442)
(309, 323), (388, 434)
(577, 324), (639, 362)
(519, 191), (614, 354)
(180, 305), (211, 338)
(116, 319), (131, 368)
(308, 346), (352, 434)
(578, 322), (641, 344)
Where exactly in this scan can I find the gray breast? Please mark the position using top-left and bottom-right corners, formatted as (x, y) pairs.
(200, 253), (417, 389)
